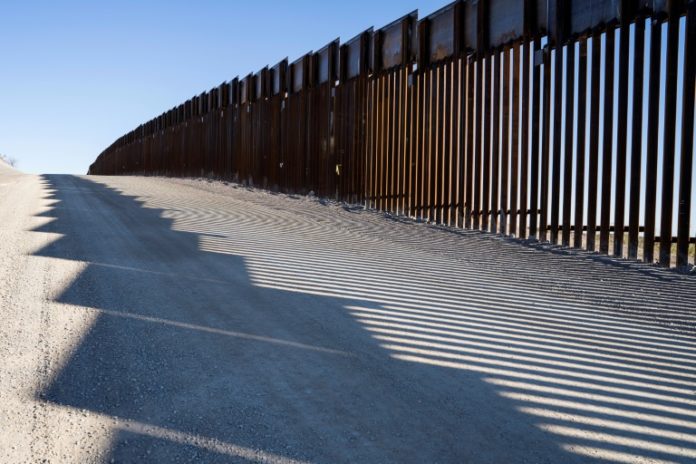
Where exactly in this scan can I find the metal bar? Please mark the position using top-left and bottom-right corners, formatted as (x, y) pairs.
(375, 76), (389, 210)
(510, 42), (521, 237)
(482, 55), (492, 231)
(518, 41), (539, 239)
(364, 79), (371, 204)
(628, 18), (646, 259)
(398, 66), (407, 215)
(369, 76), (376, 206)
(421, 70), (429, 219)
(387, 71), (396, 211)
(501, 45), (511, 235)
(613, 20), (631, 257)
(539, 45), (551, 242)
(562, 41), (575, 247)
(473, 58), (483, 229)
(408, 72), (415, 216)
(379, 73), (388, 210)
(644, 18), (662, 263)
(368, 78), (376, 207)
(426, 68), (434, 218)
(587, 31), (602, 252)
(465, 57), (475, 228)
(455, 57), (464, 227)
(443, 62), (454, 225)
(411, 70), (422, 217)
(600, 27), (615, 255)
(435, 64), (445, 223)
(393, 69), (401, 212)
(476, 0), (488, 230)
(402, 66), (412, 216)
(384, 71), (392, 210)
(574, 38), (588, 249)
(424, 70), (433, 220)
(408, 72), (416, 216)
(659, 3), (681, 266)
(434, 63), (443, 223)
(550, 41), (564, 245)
(677, 0), (696, 268)
(428, 68), (437, 220)
(491, 50), (501, 233)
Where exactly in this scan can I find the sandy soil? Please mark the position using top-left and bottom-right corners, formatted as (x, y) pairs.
(1, 171), (695, 463)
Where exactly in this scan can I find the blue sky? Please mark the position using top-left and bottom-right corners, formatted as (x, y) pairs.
(0, 0), (444, 174)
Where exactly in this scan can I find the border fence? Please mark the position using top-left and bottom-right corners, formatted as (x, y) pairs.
(89, 0), (696, 270)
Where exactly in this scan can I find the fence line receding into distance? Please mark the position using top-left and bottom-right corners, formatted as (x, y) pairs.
(89, 0), (696, 270)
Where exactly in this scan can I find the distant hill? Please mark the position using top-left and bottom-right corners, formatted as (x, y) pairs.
(0, 155), (18, 175)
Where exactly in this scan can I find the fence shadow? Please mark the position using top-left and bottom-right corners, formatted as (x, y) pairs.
(32, 174), (696, 463)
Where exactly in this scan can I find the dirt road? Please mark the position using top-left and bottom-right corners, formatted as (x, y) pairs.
(1, 168), (695, 463)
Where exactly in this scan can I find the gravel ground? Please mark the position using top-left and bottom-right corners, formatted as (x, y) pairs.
(1, 168), (695, 463)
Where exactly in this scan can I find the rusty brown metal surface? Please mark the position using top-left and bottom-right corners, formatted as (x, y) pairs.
(600, 28), (615, 255)
(562, 42), (575, 248)
(89, 0), (695, 269)
(574, 39), (588, 249)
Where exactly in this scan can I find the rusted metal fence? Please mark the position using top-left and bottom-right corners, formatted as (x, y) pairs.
(89, 0), (696, 269)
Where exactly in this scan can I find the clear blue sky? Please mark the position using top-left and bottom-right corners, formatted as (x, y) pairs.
(0, 0), (444, 174)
